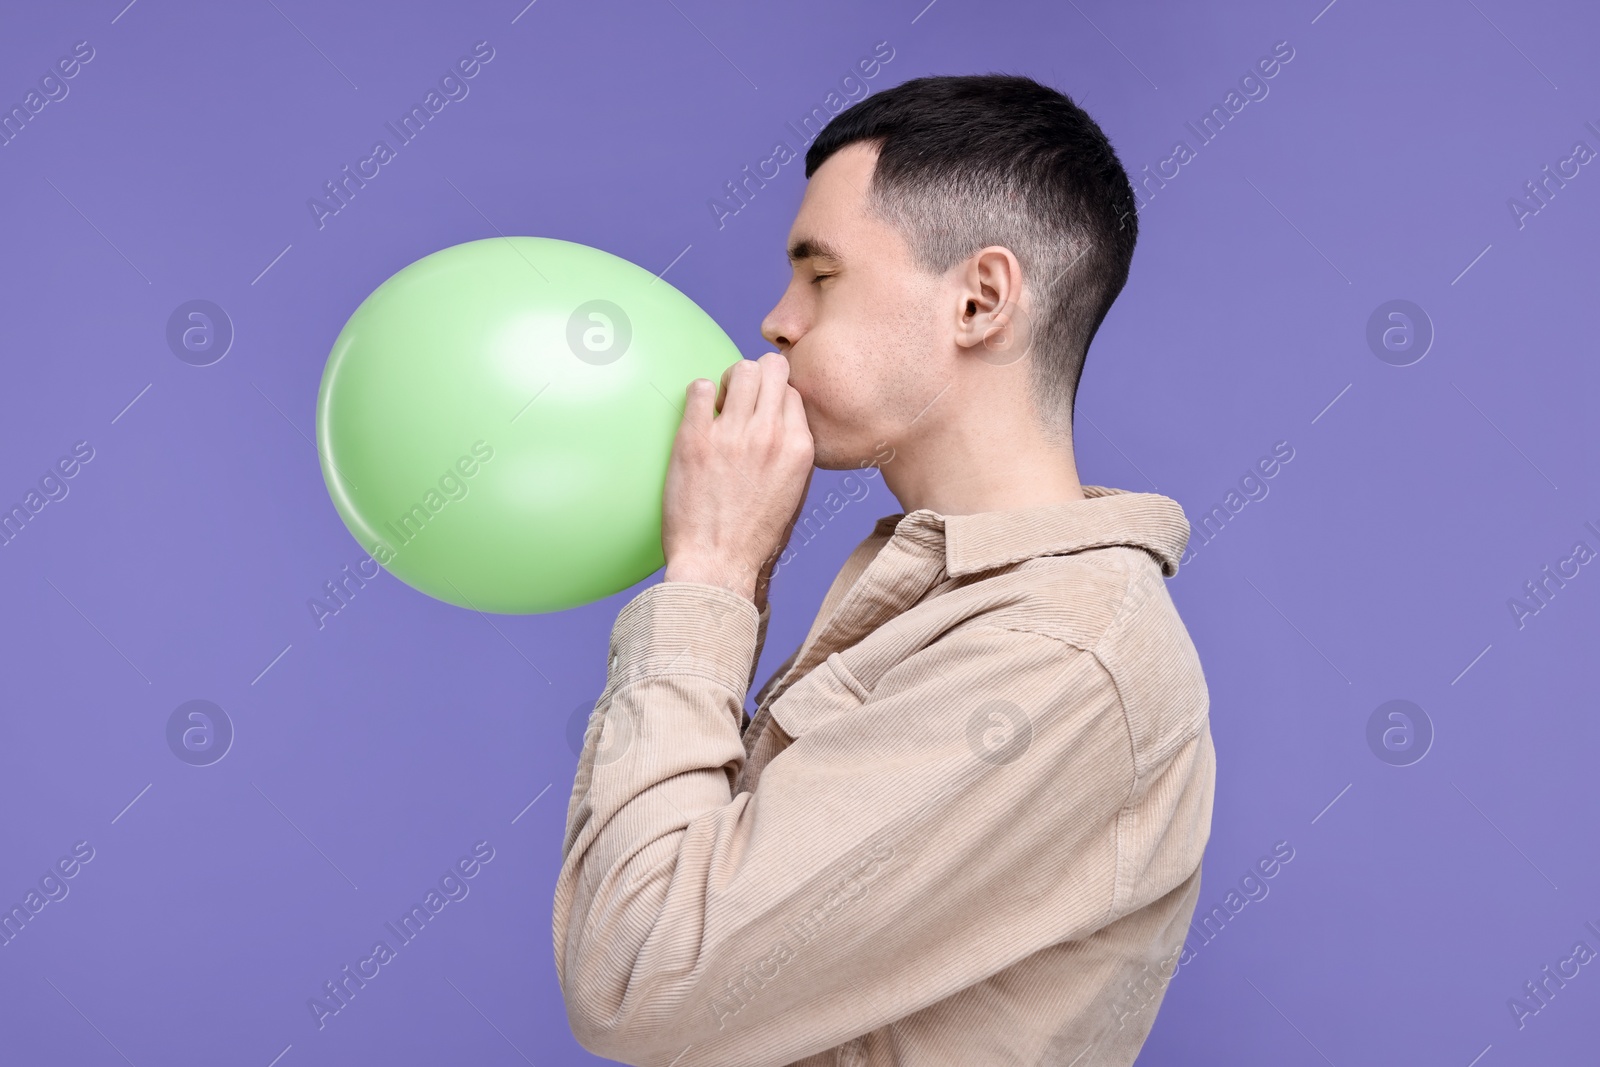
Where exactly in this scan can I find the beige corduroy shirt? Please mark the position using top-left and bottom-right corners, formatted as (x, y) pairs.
(554, 485), (1215, 1066)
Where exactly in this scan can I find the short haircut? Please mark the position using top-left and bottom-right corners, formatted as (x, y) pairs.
(805, 73), (1138, 439)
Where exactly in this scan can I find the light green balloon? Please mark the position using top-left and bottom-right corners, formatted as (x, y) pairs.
(315, 236), (740, 614)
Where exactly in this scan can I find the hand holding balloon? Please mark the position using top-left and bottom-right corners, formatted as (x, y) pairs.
(661, 351), (815, 608)
(316, 236), (750, 615)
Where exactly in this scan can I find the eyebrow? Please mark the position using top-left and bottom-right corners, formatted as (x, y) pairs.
(786, 236), (844, 265)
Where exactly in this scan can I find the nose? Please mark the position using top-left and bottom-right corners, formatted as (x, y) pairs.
(761, 287), (801, 353)
(760, 315), (790, 353)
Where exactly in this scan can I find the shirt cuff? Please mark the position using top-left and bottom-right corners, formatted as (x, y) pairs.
(750, 599), (772, 692)
(608, 580), (762, 701)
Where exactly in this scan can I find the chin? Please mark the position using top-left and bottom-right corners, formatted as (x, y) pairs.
(806, 439), (843, 472)
(803, 412), (876, 472)
(811, 443), (865, 474)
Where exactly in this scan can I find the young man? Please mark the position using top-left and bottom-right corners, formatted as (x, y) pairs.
(554, 73), (1213, 1066)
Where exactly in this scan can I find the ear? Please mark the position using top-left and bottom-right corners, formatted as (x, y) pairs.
(952, 246), (1030, 364)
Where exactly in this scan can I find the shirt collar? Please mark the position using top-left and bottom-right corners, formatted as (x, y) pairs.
(870, 485), (1191, 579)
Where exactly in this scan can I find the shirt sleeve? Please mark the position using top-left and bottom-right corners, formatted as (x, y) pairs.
(743, 603), (800, 732)
(746, 600), (772, 717)
(552, 579), (1146, 1066)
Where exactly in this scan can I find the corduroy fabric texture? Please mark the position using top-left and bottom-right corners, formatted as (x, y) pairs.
(554, 485), (1214, 1066)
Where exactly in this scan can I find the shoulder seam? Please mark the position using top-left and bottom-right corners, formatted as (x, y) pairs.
(967, 549), (1138, 658)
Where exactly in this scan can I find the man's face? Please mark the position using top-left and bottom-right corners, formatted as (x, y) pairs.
(761, 142), (946, 471)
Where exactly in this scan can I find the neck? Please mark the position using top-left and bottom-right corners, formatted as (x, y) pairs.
(877, 417), (1085, 516)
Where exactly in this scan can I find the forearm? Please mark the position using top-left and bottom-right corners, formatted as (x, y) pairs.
(555, 581), (760, 1059)
(553, 621), (1164, 1066)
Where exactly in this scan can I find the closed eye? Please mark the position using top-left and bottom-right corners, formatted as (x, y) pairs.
(811, 273), (834, 285)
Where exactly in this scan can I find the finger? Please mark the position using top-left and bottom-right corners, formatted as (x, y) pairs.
(782, 382), (813, 451)
(682, 376), (716, 435)
(718, 356), (762, 427)
(753, 352), (791, 426)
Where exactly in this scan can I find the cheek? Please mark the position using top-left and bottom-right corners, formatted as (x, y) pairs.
(791, 367), (854, 431)
(791, 374), (835, 420)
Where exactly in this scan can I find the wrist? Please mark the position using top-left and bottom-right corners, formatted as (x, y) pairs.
(664, 558), (758, 602)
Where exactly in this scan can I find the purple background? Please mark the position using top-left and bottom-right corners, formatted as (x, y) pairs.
(2, 0), (1597, 1063)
